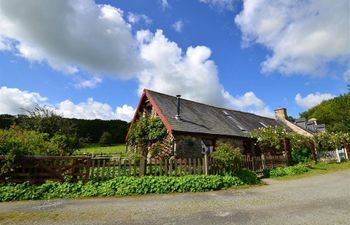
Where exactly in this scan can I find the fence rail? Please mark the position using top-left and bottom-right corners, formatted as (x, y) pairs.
(0, 154), (287, 184)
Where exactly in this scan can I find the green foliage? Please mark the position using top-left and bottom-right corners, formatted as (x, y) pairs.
(127, 116), (167, 153)
(50, 133), (79, 155)
(19, 106), (77, 138)
(0, 128), (60, 156)
(0, 112), (129, 145)
(211, 143), (242, 172)
(300, 93), (350, 132)
(314, 132), (350, 151)
(99, 131), (113, 146)
(269, 164), (310, 177)
(0, 175), (254, 202)
(291, 148), (311, 163)
(235, 169), (259, 184)
(250, 127), (289, 153)
(0, 128), (61, 174)
(288, 133), (312, 163)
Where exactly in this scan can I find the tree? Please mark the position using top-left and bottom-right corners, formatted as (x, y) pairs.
(300, 93), (350, 133)
(18, 105), (79, 153)
(19, 105), (77, 137)
(99, 131), (113, 146)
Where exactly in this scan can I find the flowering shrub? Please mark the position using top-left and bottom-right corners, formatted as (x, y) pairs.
(250, 127), (288, 153)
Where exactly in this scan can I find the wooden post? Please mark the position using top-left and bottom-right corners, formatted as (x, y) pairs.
(261, 154), (266, 170)
(204, 154), (208, 175)
(139, 156), (146, 176)
(309, 141), (317, 162)
(343, 139), (349, 159)
(283, 138), (292, 166)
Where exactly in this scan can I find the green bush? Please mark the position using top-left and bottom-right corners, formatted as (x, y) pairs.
(211, 143), (242, 172)
(269, 164), (310, 177)
(291, 148), (312, 163)
(50, 133), (79, 155)
(235, 169), (259, 184)
(99, 131), (113, 146)
(0, 175), (255, 202)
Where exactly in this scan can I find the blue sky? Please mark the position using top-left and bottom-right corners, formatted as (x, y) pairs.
(0, 0), (349, 121)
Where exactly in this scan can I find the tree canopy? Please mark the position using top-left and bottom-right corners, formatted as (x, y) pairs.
(299, 93), (350, 133)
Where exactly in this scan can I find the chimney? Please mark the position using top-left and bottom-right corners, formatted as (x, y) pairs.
(274, 107), (288, 121)
(175, 95), (181, 120)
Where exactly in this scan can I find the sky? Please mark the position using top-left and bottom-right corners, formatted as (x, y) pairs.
(0, 0), (349, 122)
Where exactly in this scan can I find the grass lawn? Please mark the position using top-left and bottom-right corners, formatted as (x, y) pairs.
(75, 144), (127, 156)
(273, 160), (350, 180)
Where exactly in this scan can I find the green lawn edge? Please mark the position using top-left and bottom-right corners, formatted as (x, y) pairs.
(271, 160), (350, 180)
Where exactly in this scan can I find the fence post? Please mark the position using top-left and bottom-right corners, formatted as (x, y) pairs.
(139, 156), (146, 176)
(261, 154), (266, 170)
(252, 156), (255, 171)
(283, 138), (292, 166)
(204, 154), (209, 175)
(309, 141), (317, 162)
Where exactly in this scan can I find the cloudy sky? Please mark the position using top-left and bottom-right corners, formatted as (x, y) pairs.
(0, 0), (349, 121)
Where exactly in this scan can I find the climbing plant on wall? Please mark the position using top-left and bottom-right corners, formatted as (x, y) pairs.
(127, 116), (167, 155)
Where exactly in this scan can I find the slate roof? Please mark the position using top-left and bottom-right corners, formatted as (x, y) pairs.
(146, 89), (285, 138)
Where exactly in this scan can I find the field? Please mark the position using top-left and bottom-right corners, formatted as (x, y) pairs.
(75, 144), (127, 156)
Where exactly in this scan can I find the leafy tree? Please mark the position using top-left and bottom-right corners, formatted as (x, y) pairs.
(19, 106), (77, 138)
(17, 106), (79, 153)
(99, 131), (113, 146)
(300, 93), (350, 132)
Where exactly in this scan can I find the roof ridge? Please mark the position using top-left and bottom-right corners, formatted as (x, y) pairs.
(145, 89), (276, 120)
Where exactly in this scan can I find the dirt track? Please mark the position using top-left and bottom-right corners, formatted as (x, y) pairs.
(1, 169), (349, 225)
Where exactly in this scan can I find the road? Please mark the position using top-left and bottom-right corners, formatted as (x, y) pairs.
(0, 169), (349, 225)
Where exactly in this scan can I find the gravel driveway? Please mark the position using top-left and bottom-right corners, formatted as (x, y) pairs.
(1, 169), (349, 225)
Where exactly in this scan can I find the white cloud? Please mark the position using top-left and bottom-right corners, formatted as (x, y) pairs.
(56, 99), (134, 121)
(127, 12), (152, 25)
(295, 92), (336, 109)
(0, 0), (140, 77)
(199, 0), (237, 11)
(116, 104), (135, 122)
(0, 86), (47, 115)
(136, 29), (273, 117)
(223, 91), (274, 117)
(172, 20), (184, 32)
(74, 76), (102, 89)
(160, 0), (170, 10)
(235, 0), (350, 76)
(0, 1), (274, 119)
(0, 86), (134, 121)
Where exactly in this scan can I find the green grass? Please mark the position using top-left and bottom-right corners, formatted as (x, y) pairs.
(75, 144), (126, 156)
(272, 160), (350, 180)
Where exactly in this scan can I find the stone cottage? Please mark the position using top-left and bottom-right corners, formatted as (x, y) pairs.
(126, 89), (324, 158)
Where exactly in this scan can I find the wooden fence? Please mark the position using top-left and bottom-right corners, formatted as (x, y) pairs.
(0, 154), (287, 184)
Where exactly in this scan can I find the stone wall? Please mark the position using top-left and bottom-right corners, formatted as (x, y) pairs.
(216, 137), (245, 152)
(174, 134), (247, 158)
(174, 135), (203, 158)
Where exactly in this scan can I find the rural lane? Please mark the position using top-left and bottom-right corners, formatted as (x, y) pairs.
(1, 169), (350, 225)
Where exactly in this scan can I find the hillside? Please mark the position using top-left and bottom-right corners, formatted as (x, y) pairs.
(300, 93), (350, 132)
(0, 115), (129, 144)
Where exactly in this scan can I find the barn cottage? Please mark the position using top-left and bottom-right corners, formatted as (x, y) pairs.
(127, 89), (323, 158)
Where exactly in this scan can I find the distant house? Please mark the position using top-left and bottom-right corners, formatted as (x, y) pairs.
(127, 89), (325, 158)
